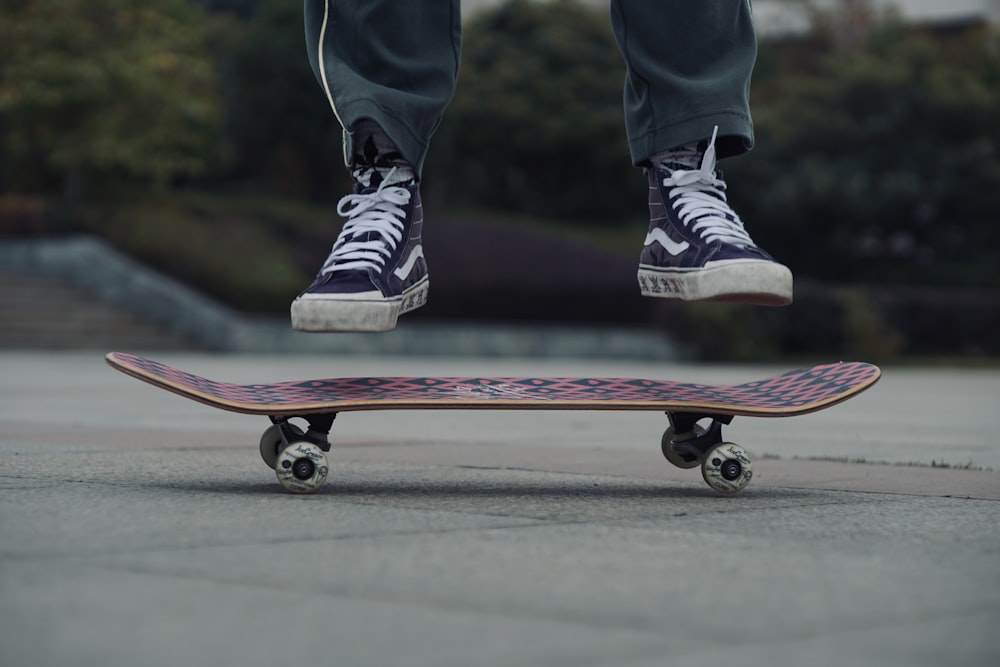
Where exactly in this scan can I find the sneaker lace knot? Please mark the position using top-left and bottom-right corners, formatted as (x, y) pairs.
(321, 168), (412, 276)
(661, 127), (756, 248)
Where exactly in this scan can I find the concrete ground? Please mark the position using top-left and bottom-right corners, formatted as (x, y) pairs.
(1, 351), (998, 667)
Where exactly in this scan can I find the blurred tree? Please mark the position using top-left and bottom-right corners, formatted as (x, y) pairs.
(770, 0), (891, 52)
(426, 0), (643, 223)
(0, 0), (223, 199)
(211, 0), (346, 201)
(727, 24), (1000, 287)
(196, 0), (261, 19)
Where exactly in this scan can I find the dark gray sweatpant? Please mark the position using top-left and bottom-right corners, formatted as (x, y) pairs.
(304, 0), (757, 175)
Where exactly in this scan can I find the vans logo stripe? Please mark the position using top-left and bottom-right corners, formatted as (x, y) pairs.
(644, 228), (690, 256)
(393, 244), (425, 280)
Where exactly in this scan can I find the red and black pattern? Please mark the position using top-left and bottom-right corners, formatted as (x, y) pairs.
(107, 353), (880, 417)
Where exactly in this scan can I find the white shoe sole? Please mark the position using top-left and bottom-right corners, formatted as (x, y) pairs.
(290, 279), (429, 332)
(638, 260), (793, 306)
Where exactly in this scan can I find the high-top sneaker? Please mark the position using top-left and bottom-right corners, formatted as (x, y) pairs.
(638, 127), (792, 306)
(291, 122), (428, 332)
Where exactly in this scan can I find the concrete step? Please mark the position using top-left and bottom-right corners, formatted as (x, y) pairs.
(0, 275), (196, 350)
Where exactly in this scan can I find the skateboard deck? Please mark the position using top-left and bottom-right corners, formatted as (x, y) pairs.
(106, 352), (881, 494)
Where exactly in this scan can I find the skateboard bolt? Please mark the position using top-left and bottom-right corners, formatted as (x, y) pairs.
(292, 458), (316, 480)
(720, 460), (742, 481)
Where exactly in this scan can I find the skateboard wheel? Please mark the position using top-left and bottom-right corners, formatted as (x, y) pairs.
(701, 442), (752, 494)
(275, 441), (329, 493)
(259, 423), (305, 470)
(661, 426), (703, 469)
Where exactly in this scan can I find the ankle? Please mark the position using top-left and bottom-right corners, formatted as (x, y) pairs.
(349, 119), (416, 188)
(651, 126), (721, 172)
(651, 140), (703, 171)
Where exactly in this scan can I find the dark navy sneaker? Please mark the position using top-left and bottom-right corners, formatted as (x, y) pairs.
(291, 169), (428, 332)
(638, 128), (792, 306)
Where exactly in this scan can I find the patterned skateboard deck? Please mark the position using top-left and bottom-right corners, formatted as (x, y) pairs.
(105, 352), (881, 418)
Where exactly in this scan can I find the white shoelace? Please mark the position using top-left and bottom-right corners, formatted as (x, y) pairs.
(320, 171), (411, 276)
(661, 127), (756, 248)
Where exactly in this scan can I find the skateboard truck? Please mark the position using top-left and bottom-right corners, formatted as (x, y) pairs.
(665, 412), (733, 459)
(662, 412), (751, 493)
(272, 414), (336, 453)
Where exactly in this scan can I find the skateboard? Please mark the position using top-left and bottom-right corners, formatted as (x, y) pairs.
(106, 352), (881, 494)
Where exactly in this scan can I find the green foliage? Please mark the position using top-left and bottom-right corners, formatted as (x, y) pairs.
(726, 24), (1000, 287)
(673, 286), (906, 363)
(426, 0), (642, 223)
(211, 0), (347, 200)
(676, 303), (784, 361)
(0, 0), (223, 195)
(836, 288), (902, 362)
(91, 192), (315, 311)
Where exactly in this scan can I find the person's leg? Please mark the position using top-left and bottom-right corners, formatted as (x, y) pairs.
(293, 0), (461, 332)
(303, 0), (461, 175)
(610, 0), (756, 163)
(611, 0), (792, 305)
